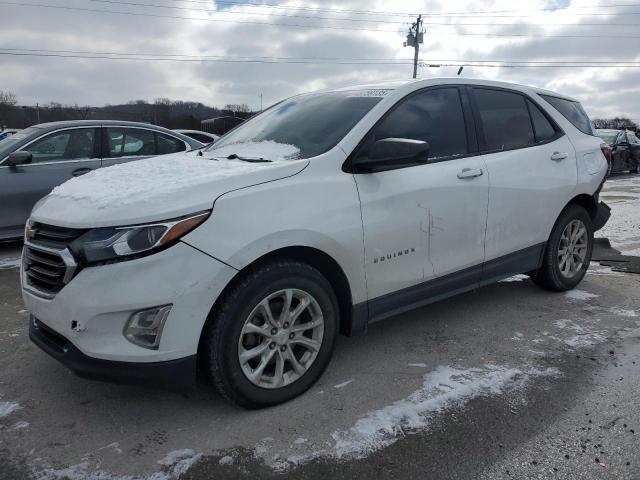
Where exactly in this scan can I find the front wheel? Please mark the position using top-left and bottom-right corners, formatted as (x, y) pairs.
(531, 205), (594, 291)
(201, 260), (338, 408)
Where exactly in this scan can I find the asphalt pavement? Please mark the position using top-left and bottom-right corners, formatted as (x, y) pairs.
(0, 175), (639, 480)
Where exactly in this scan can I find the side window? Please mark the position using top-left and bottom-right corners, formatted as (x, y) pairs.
(106, 128), (156, 157)
(362, 87), (467, 161)
(24, 129), (96, 163)
(527, 100), (557, 143)
(539, 95), (594, 135)
(474, 88), (534, 151)
(157, 133), (187, 155)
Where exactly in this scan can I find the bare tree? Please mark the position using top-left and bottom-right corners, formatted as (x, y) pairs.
(0, 91), (17, 106)
(592, 117), (638, 131)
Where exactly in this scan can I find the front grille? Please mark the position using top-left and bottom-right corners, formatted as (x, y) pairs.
(29, 223), (85, 249)
(23, 223), (85, 298)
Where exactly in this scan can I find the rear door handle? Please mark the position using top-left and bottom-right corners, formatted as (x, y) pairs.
(72, 167), (92, 177)
(457, 167), (483, 179)
(550, 152), (568, 161)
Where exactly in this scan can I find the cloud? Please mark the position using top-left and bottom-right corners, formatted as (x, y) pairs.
(0, 0), (637, 119)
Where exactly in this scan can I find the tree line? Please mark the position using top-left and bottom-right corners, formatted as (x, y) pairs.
(0, 90), (253, 130)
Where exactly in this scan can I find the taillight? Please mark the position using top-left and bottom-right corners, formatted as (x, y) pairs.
(600, 143), (612, 163)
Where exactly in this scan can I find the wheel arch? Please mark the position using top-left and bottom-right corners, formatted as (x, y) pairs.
(565, 193), (598, 221)
(197, 246), (359, 369)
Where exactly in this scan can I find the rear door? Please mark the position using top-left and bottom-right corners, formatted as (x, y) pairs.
(469, 87), (577, 281)
(101, 127), (187, 167)
(0, 127), (100, 237)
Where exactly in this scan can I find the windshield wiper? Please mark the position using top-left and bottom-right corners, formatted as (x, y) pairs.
(226, 153), (272, 163)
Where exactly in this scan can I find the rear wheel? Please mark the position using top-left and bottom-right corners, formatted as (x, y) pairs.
(531, 205), (593, 291)
(201, 260), (338, 408)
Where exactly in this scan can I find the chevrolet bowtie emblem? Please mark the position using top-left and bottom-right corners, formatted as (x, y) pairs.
(25, 226), (35, 240)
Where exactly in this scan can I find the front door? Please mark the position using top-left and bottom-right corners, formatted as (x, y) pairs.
(352, 87), (489, 318)
(0, 127), (100, 237)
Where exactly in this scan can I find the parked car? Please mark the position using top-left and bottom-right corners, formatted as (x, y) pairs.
(595, 128), (640, 175)
(23, 79), (608, 408)
(0, 120), (203, 240)
(174, 129), (219, 145)
(0, 128), (21, 142)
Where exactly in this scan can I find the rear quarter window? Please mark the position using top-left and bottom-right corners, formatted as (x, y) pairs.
(539, 94), (593, 135)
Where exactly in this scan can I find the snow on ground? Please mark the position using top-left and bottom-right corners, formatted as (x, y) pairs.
(36, 449), (203, 480)
(330, 365), (560, 460)
(564, 289), (599, 300)
(334, 379), (354, 389)
(499, 274), (529, 283)
(0, 257), (21, 269)
(599, 175), (640, 254)
(0, 400), (21, 418)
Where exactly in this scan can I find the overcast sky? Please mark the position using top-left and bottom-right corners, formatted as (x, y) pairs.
(1, 0), (639, 120)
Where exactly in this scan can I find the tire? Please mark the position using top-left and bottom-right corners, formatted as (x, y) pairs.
(531, 205), (594, 292)
(631, 160), (639, 174)
(201, 259), (339, 409)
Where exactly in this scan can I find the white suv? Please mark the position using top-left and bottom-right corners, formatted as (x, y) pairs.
(22, 78), (610, 408)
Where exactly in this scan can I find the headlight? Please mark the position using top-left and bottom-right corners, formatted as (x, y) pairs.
(69, 211), (209, 265)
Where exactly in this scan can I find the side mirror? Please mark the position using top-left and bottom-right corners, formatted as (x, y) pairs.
(6, 151), (33, 166)
(353, 138), (430, 172)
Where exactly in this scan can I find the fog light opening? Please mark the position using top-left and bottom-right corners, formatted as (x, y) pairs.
(124, 305), (172, 350)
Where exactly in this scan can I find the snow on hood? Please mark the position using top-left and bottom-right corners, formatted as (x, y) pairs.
(32, 142), (308, 228)
(206, 140), (300, 161)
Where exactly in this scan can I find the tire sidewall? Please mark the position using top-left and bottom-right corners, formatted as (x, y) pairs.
(213, 264), (338, 407)
(546, 206), (594, 290)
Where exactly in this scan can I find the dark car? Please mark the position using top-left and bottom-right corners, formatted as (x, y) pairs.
(0, 120), (204, 240)
(595, 128), (640, 176)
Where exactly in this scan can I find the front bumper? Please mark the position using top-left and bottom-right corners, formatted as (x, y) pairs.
(22, 241), (237, 364)
(30, 316), (197, 389)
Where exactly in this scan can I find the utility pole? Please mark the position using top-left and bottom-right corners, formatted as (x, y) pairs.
(36, 103), (40, 124)
(404, 14), (423, 79)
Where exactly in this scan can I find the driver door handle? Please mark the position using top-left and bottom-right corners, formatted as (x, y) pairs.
(550, 152), (568, 161)
(457, 167), (483, 179)
(72, 167), (93, 177)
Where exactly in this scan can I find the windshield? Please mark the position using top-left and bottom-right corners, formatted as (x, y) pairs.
(0, 126), (42, 159)
(596, 130), (619, 144)
(206, 90), (388, 159)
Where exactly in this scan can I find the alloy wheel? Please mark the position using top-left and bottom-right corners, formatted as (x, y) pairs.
(237, 288), (324, 389)
(557, 219), (588, 278)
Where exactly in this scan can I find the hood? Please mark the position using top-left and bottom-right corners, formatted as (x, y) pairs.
(31, 146), (308, 228)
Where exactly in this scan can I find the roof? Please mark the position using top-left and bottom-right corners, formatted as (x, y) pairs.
(7, 120), (204, 148)
(320, 77), (580, 102)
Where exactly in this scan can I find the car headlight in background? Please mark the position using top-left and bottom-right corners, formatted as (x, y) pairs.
(69, 211), (210, 265)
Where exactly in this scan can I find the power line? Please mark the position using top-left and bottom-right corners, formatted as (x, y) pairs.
(2, 50), (640, 68)
(5, 1), (640, 38)
(0, 1), (403, 32)
(85, 0), (640, 25)
(5, 48), (640, 65)
(0, 51), (417, 64)
(162, 0), (640, 17)
(0, 47), (415, 62)
(85, 0), (412, 24)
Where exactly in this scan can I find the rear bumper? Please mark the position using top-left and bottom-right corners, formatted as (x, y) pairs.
(593, 201), (611, 232)
(30, 316), (197, 390)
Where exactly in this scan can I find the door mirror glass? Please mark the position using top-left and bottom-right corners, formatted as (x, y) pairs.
(6, 151), (33, 166)
(353, 138), (430, 171)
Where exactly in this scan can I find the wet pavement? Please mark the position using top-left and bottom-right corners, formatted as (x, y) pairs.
(0, 175), (639, 479)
